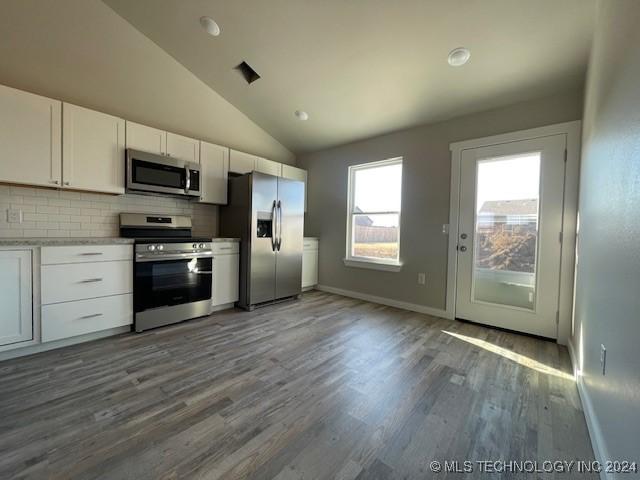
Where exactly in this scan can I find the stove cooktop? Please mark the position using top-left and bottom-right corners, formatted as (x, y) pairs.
(134, 237), (212, 244)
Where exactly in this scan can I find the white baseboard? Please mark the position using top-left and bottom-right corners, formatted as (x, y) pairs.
(567, 341), (611, 480)
(0, 326), (130, 362)
(316, 284), (448, 319)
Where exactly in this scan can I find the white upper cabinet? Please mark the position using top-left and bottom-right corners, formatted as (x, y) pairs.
(229, 149), (258, 174)
(199, 141), (229, 205)
(0, 250), (33, 347)
(282, 164), (308, 211)
(62, 103), (125, 194)
(255, 158), (282, 177)
(125, 121), (166, 155)
(0, 84), (62, 188)
(166, 132), (200, 163)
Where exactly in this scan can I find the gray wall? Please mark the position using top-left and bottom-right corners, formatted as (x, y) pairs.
(298, 90), (583, 311)
(571, 0), (640, 466)
(0, 0), (294, 164)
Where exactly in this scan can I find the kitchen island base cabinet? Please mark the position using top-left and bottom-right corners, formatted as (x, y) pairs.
(0, 250), (33, 347)
(212, 242), (240, 307)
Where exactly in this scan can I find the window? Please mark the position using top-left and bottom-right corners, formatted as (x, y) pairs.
(345, 158), (403, 271)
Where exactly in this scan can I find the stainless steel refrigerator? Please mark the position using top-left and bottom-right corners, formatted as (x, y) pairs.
(220, 172), (304, 310)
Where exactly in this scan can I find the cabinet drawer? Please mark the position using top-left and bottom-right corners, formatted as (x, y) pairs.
(42, 261), (132, 304)
(42, 294), (133, 342)
(303, 239), (319, 251)
(41, 245), (133, 265)
(212, 242), (240, 255)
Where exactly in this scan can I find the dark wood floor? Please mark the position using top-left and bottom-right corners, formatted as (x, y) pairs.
(0, 291), (594, 479)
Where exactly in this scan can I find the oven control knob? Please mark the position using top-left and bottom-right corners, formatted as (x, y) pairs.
(192, 243), (198, 249)
(157, 245), (164, 251)
(199, 243), (205, 249)
(147, 245), (156, 251)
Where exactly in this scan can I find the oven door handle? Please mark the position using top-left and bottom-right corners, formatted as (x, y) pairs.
(135, 251), (214, 262)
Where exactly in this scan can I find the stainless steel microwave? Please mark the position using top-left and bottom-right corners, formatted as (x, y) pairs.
(126, 149), (201, 198)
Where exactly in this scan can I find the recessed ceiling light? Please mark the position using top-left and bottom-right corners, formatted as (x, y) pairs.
(200, 16), (220, 37)
(294, 110), (309, 121)
(448, 47), (471, 67)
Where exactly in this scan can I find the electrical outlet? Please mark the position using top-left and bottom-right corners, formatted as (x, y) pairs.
(6, 209), (22, 224)
(600, 344), (606, 375)
(417, 273), (426, 285)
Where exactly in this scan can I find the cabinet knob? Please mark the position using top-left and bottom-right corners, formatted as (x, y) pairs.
(50, 180), (60, 185)
(64, 181), (70, 186)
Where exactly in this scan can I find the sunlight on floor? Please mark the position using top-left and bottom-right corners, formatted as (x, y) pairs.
(442, 330), (575, 381)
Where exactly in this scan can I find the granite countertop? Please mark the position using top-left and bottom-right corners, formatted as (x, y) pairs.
(0, 237), (135, 247)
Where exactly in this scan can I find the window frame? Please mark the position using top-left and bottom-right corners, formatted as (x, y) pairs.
(344, 157), (403, 272)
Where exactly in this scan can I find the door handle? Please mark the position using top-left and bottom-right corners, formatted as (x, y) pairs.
(184, 168), (191, 193)
(276, 200), (283, 251)
(270, 200), (277, 252)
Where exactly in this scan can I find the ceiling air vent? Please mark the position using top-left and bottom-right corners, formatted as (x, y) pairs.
(235, 61), (261, 84)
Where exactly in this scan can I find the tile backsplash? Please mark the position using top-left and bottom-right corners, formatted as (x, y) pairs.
(0, 185), (218, 238)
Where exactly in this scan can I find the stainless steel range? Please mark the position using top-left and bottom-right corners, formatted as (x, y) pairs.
(120, 213), (213, 332)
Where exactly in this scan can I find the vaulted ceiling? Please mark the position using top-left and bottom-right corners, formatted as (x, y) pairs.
(103, 0), (595, 154)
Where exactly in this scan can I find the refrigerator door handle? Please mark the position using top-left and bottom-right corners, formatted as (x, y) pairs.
(270, 200), (277, 251)
(277, 200), (283, 250)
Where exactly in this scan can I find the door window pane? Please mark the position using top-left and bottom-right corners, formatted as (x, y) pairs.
(352, 213), (399, 260)
(473, 153), (540, 309)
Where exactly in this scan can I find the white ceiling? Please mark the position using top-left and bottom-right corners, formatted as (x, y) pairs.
(103, 0), (595, 154)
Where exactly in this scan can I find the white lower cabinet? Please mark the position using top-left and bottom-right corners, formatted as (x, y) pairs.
(42, 294), (133, 343)
(212, 242), (240, 307)
(302, 238), (319, 289)
(0, 250), (33, 347)
(41, 245), (133, 343)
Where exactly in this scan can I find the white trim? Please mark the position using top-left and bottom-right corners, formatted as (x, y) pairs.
(211, 302), (235, 313)
(567, 342), (611, 480)
(317, 284), (448, 319)
(446, 121), (582, 341)
(345, 157), (403, 265)
(0, 326), (130, 362)
(343, 258), (403, 272)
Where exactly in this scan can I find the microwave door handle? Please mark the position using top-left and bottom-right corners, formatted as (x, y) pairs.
(184, 167), (191, 193)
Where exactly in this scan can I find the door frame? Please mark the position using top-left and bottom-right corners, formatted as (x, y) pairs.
(446, 121), (581, 345)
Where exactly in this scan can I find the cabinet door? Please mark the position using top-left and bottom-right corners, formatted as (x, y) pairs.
(281, 164), (308, 211)
(62, 103), (125, 194)
(200, 142), (229, 204)
(255, 158), (282, 177)
(229, 150), (257, 174)
(302, 249), (318, 288)
(125, 121), (166, 155)
(166, 132), (200, 163)
(0, 250), (33, 346)
(0, 84), (62, 188)
(213, 253), (240, 306)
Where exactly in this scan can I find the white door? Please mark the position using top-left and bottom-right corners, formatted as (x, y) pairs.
(166, 132), (199, 163)
(229, 150), (257, 174)
(0, 250), (33, 346)
(213, 254), (239, 306)
(62, 103), (125, 194)
(455, 135), (566, 338)
(0, 84), (62, 188)
(281, 164), (308, 211)
(255, 157), (282, 177)
(125, 121), (166, 155)
(199, 141), (229, 204)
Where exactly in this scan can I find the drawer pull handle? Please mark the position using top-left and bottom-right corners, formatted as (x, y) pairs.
(80, 252), (103, 256)
(80, 278), (103, 283)
(80, 313), (103, 320)
(219, 247), (232, 250)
